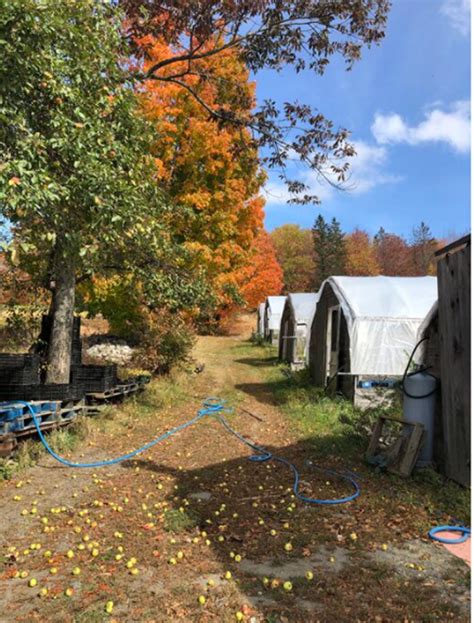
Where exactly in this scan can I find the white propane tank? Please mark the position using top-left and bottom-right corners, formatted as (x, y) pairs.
(403, 371), (437, 466)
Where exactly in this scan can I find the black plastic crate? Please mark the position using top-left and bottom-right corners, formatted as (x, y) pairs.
(0, 354), (40, 385)
(70, 365), (117, 393)
(32, 384), (84, 401)
(0, 354), (28, 367)
(0, 353), (40, 368)
(71, 350), (82, 366)
(0, 368), (40, 385)
(0, 385), (35, 401)
(78, 380), (116, 393)
(0, 383), (84, 402)
(71, 365), (117, 381)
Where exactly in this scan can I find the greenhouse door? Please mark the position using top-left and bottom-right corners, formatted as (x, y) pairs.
(326, 306), (341, 381)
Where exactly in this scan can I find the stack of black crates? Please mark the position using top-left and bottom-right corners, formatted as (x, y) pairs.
(0, 354), (41, 400)
(0, 315), (117, 401)
(70, 364), (117, 393)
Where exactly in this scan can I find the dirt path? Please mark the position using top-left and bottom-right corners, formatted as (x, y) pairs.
(0, 314), (470, 622)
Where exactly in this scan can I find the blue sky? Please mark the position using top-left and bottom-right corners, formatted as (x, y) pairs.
(258, 0), (471, 240)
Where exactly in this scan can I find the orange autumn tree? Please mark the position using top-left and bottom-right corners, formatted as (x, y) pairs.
(137, 35), (266, 319)
(374, 228), (413, 276)
(238, 231), (283, 309)
(345, 228), (379, 276)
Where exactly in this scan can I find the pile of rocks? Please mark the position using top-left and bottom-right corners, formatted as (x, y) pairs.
(85, 337), (134, 366)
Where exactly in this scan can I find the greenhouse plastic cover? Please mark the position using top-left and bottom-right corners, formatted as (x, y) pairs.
(417, 301), (438, 339)
(327, 276), (438, 375)
(266, 296), (286, 331)
(286, 292), (320, 363)
(415, 300), (439, 362)
(287, 292), (320, 326)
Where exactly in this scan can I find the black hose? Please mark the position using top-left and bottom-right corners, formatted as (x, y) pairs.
(324, 364), (344, 393)
(401, 336), (438, 399)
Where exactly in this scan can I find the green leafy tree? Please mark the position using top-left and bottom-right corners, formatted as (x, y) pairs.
(271, 225), (316, 293)
(0, 1), (192, 382)
(312, 215), (347, 288)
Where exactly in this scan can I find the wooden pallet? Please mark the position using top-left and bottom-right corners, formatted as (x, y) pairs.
(366, 415), (425, 477)
(0, 399), (84, 437)
(0, 378), (148, 456)
(0, 433), (18, 457)
(81, 402), (107, 417)
(85, 381), (142, 402)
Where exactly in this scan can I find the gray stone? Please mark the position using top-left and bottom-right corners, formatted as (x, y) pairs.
(189, 491), (212, 501)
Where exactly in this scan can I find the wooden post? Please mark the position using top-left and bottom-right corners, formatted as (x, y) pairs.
(436, 239), (470, 486)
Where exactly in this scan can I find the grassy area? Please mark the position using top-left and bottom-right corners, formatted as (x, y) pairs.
(233, 340), (371, 457)
(0, 417), (91, 481)
(273, 370), (366, 455)
(0, 369), (190, 482)
(95, 371), (189, 428)
(246, 339), (470, 526)
(163, 507), (199, 533)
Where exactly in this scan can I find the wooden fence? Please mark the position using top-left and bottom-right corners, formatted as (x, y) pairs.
(436, 235), (470, 486)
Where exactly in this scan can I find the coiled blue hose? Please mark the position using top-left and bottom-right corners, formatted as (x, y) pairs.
(428, 525), (471, 544)
(22, 397), (360, 505)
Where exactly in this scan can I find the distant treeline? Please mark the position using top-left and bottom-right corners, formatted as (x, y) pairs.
(270, 216), (447, 293)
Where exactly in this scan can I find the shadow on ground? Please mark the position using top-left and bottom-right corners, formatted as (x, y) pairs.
(118, 428), (470, 623)
(234, 357), (280, 368)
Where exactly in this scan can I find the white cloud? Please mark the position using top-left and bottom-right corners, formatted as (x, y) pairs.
(440, 0), (470, 36)
(347, 141), (402, 193)
(264, 140), (401, 205)
(371, 101), (471, 153)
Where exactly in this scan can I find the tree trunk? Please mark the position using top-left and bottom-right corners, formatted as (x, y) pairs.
(45, 253), (76, 384)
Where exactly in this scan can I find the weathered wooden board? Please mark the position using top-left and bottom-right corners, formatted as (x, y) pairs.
(437, 243), (470, 486)
(420, 311), (445, 471)
(366, 415), (424, 478)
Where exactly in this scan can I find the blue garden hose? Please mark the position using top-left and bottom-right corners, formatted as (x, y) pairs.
(20, 399), (218, 469)
(428, 525), (471, 544)
(212, 401), (360, 505)
(21, 397), (360, 506)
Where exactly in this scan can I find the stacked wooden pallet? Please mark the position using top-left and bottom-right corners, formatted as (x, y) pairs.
(0, 399), (83, 435)
(0, 376), (150, 457)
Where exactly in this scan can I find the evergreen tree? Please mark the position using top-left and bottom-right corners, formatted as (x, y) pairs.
(373, 227), (387, 245)
(312, 215), (347, 288)
(411, 221), (437, 275)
